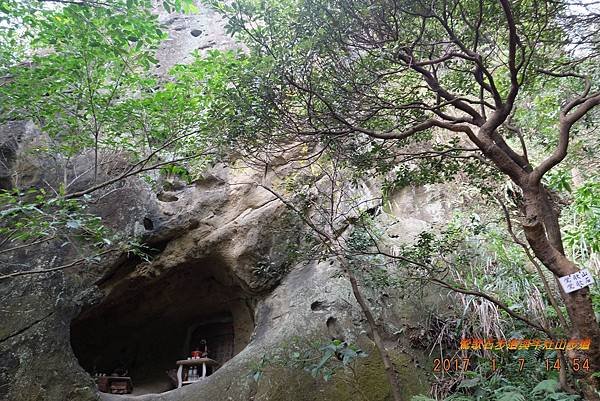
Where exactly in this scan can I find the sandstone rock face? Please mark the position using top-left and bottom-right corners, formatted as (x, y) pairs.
(0, 3), (456, 401)
(384, 186), (456, 243)
(153, 0), (240, 76)
(0, 121), (457, 401)
(0, 132), (435, 401)
(0, 120), (59, 190)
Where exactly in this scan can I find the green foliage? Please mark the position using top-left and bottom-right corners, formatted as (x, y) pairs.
(0, 0), (231, 182)
(411, 353), (582, 401)
(1, 1), (165, 136)
(375, 210), (577, 398)
(0, 188), (109, 246)
(0, 0), (598, 398)
(0, 187), (164, 262)
(252, 257), (285, 281)
(411, 396), (436, 401)
(123, 239), (159, 262)
(495, 387), (525, 401)
(533, 379), (560, 395)
(546, 169), (572, 193)
(0, 0), (234, 277)
(445, 396), (475, 401)
(309, 339), (368, 381)
(249, 338), (367, 383)
(249, 355), (270, 382)
(381, 140), (500, 195)
(161, 0), (198, 13)
(563, 181), (600, 258)
(205, 0), (591, 180)
(160, 164), (192, 183)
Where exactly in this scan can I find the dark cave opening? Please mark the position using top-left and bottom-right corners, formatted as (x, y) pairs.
(70, 257), (254, 395)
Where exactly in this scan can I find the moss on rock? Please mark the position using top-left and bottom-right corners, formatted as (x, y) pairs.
(252, 340), (429, 401)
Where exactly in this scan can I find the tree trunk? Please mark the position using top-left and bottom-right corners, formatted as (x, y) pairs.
(335, 253), (404, 401)
(522, 183), (600, 400)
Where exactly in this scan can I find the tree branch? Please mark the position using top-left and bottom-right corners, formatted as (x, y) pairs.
(0, 248), (117, 281)
(532, 93), (600, 184)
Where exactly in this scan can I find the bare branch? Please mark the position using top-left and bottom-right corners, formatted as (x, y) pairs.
(532, 93), (600, 183)
(0, 248), (117, 281)
(64, 151), (214, 200)
(0, 236), (56, 256)
(428, 277), (550, 336)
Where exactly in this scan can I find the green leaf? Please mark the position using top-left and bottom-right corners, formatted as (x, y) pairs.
(532, 379), (559, 394)
(252, 370), (262, 382)
(457, 378), (480, 389)
(495, 388), (525, 401)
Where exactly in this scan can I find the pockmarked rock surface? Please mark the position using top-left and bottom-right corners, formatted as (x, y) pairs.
(153, 0), (240, 76)
(0, 128), (439, 401)
(0, 2), (455, 401)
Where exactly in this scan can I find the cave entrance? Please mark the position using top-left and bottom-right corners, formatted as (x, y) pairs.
(70, 256), (254, 395)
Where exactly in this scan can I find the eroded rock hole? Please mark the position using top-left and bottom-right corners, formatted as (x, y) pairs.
(326, 316), (344, 341)
(310, 300), (322, 311)
(143, 217), (154, 230)
(157, 192), (179, 202)
(70, 257), (254, 395)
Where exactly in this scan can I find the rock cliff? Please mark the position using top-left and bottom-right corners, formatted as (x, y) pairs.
(0, 3), (456, 401)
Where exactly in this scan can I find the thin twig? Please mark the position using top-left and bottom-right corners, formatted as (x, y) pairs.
(0, 248), (117, 281)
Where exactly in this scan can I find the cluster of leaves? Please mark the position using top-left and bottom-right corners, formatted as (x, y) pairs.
(0, 0), (231, 187)
(0, 0), (225, 276)
(412, 351), (581, 401)
(1, 0), (165, 142)
(0, 188), (109, 247)
(418, 215), (564, 327)
(250, 338), (367, 383)
(0, 185), (166, 276)
(561, 181), (600, 259)
(0, 1), (597, 399)
(252, 257), (286, 281)
(393, 212), (594, 399)
(543, 171), (600, 311)
(380, 140), (502, 197)
(201, 2), (600, 398)
(554, 178), (600, 315)
(339, 208), (587, 400)
(103, 50), (254, 177)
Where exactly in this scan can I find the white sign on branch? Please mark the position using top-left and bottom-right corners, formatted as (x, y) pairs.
(558, 269), (595, 294)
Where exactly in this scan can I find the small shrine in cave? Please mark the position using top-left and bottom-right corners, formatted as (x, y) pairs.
(70, 257), (254, 395)
(174, 340), (219, 387)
